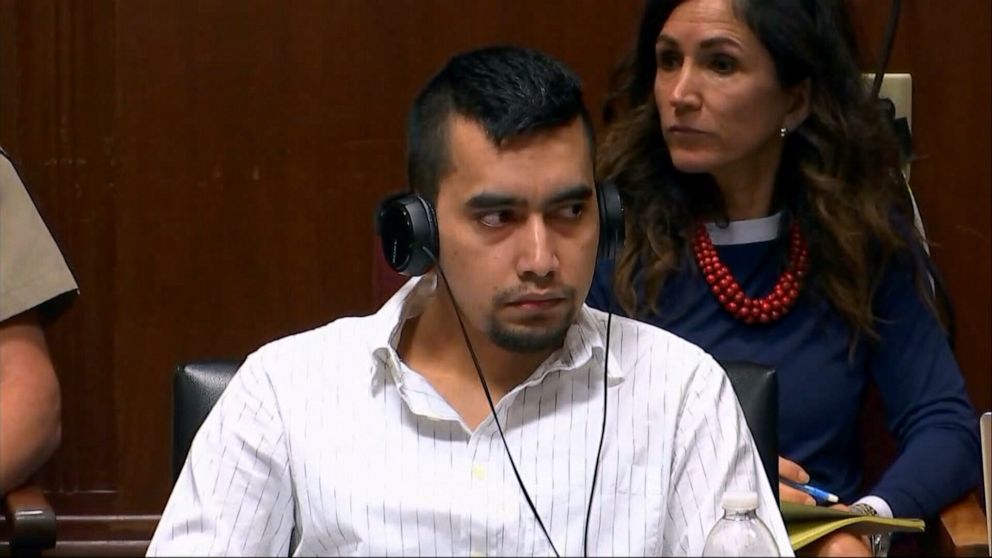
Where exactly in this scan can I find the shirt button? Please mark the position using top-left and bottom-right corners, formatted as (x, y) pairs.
(471, 464), (486, 480)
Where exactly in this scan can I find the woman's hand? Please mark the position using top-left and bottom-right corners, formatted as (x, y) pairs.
(800, 530), (872, 557)
(779, 456), (816, 505)
(796, 504), (874, 556)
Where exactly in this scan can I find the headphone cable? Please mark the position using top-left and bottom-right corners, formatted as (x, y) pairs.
(424, 248), (614, 557)
(427, 249), (561, 558)
(583, 310), (611, 556)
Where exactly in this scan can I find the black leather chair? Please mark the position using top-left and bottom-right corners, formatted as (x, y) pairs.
(172, 361), (241, 481)
(719, 360), (779, 503)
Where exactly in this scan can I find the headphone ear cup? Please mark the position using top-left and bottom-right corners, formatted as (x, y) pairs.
(376, 193), (439, 276)
(596, 181), (625, 261)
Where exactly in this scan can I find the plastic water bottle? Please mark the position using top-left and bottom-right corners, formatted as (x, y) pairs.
(702, 490), (780, 557)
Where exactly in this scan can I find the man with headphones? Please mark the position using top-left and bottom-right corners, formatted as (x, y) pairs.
(150, 46), (790, 557)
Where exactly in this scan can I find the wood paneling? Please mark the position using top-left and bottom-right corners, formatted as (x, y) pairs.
(0, 0), (987, 552)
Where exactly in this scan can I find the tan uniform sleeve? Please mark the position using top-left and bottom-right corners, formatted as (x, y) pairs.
(0, 155), (78, 321)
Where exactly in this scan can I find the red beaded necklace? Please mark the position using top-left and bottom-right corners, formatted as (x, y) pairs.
(691, 220), (809, 324)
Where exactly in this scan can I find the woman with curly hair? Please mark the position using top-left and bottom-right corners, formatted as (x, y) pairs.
(588, 0), (981, 554)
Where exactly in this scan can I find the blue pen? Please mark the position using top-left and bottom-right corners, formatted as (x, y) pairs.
(782, 478), (840, 504)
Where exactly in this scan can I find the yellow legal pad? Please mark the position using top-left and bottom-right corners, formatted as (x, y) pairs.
(780, 501), (925, 550)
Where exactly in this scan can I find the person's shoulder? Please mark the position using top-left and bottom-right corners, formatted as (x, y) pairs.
(246, 312), (384, 380)
(582, 306), (728, 425)
(583, 305), (718, 379)
(586, 304), (706, 352)
(0, 149), (26, 196)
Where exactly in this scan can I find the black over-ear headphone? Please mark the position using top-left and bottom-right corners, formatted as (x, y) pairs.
(376, 181), (624, 275)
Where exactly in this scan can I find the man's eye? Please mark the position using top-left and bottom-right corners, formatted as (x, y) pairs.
(478, 210), (513, 228)
(555, 203), (585, 220)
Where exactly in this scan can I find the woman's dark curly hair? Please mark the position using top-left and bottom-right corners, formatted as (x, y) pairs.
(599, 0), (931, 345)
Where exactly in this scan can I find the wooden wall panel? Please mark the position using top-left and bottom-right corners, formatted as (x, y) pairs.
(0, 0), (988, 552)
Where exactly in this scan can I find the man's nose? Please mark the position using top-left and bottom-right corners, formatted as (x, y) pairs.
(516, 216), (558, 279)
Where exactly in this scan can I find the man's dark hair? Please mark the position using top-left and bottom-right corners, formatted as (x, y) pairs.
(407, 45), (594, 203)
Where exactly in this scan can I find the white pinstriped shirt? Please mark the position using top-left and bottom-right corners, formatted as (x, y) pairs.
(149, 277), (792, 556)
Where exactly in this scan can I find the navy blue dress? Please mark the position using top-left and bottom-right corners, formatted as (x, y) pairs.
(587, 228), (981, 519)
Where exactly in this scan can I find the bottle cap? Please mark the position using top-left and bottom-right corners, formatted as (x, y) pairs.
(721, 490), (758, 512)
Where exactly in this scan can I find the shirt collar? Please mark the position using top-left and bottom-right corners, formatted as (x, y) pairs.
(366, 275), (626, 392)
(366, 275), (433, 391)
(705, 211), (783, 245)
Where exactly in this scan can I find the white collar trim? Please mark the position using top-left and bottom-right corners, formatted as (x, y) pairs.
(705, 211), (783, 246)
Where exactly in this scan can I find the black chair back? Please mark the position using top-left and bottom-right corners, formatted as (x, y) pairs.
(720, 360), (779, 503)
(172, 361), (241, 481)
